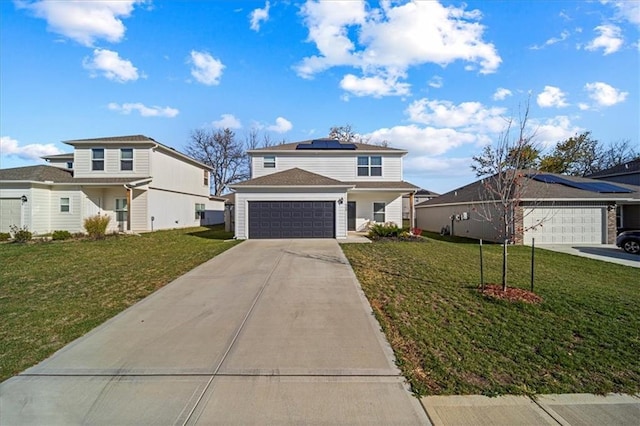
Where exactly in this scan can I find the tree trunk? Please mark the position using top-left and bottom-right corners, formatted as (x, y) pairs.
(502, 239), (508, 291)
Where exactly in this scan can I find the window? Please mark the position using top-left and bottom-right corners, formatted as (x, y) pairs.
(60, 197), (70, 213)
(204, 170), (209, 186)
(373, 202), (385, 223)
(92, 148), (104, 171)
(115, 198), (127, 222)
(357, 156), (382, 177)
(66, 161), (73, 169)
(120, 148), (133, 171)
(195, 203), (205, 220)
(264, 155), (276, 168)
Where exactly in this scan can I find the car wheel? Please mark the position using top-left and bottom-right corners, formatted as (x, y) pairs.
(622, 239), (640, 255)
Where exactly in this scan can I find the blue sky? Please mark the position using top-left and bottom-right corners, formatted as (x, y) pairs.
(1, 0), (638, 193)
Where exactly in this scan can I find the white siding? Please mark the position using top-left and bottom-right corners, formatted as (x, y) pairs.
(149, 149), (210, 197)
(147, 188), (211, 231)
(49, 187), (83, 233)
(131, 189), (148, 232)
(347, 192), (403, 231)
(30, 185), (51, 233)
(234, 189), (348, 239)
(251, 153), (404, 181)
(73, 146), (150, 178)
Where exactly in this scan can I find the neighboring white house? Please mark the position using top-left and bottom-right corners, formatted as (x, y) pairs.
(229, 138), (418, 239)
(0, 135), (225, 235)
(415, 171), (640, 245)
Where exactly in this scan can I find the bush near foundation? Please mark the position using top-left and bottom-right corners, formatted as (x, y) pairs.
(84, 215), (111, 240)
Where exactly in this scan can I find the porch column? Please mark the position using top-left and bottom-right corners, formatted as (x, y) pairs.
(409, 192), (415, 229)
(126, 188), (132, 231)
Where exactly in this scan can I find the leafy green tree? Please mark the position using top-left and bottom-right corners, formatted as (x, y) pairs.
(539, 132), (600, 176)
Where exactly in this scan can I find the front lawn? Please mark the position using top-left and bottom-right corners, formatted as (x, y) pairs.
(341, 235), (640, 396)
(0, 226), (240, 382)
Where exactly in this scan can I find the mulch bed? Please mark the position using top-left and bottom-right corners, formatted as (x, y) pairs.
(480, 284), (542, 304)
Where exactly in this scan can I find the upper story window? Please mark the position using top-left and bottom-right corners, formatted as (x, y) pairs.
(357, 156), (382, 177)
(66, 161), (73, 169)
(204, 170), (209, 186)
(92, 148), (104, 171)
(120, 148), (133, 171)
(264, 155), (276, 168)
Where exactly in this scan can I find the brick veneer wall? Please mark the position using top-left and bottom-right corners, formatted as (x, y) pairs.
(606, 205), (616, 244)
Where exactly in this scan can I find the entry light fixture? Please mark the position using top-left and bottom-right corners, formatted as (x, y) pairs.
(21, 195), (28, 203)
(337, 197), (344, 205)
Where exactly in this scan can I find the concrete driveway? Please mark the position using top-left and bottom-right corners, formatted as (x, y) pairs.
(0, 240), (428, 425)
(537, 244), (640, 268)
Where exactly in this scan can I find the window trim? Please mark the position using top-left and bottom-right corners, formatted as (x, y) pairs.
(195, 203), (206, 220)
(373, 202), (385, 223)
(60, 197), (70, 213)
(357, 156), (382, 177)
(264, 155), (276, 168)
(120, 148), (133, 171)
(92, 148), (105, 171)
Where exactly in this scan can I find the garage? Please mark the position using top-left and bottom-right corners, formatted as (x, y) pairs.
(523, 207), (604, 244)
(0, 198), (22, 233)
(248, 201), (335, 239)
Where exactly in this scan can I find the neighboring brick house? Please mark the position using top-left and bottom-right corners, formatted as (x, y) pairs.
(416, 171), (640, 245)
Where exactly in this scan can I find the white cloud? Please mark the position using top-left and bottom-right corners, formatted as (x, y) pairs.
(578, 103), (590, 110)
(607, 1), (640, 26)
(0, 136), (63, 161)
(585, 24), (623, 55)
(406, 98), (507, 133)
(189, 50), (224, 85)
(492, 88), (512, 101)
(584, 81), (628, 106)
(17, 0), (145, 46)
(296, 0), (501, 97)
(82, 49), (140, 82)
(531, 116), (583, 148)
(108, 102), (179, 118)
(367, 125), (479, 156)
(530, 30), (570, 50)
(267, 117), (293, 133)
(212, 114), (242, 129)
(428, 76), (443, 89)
(340, 73), (410, 97)
(536, 86), (569, 108)
(249, 1), (270, 31)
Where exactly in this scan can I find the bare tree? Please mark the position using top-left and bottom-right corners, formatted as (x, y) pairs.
(598, 139), (639, 171)
(471, 100), (540, 291)
(185, 128), (248, 196)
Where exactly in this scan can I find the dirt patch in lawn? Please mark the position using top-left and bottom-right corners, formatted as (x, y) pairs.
(481, 284), (542, 304)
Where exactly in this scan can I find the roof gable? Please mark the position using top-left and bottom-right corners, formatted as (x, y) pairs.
(231, 168), (351, 187)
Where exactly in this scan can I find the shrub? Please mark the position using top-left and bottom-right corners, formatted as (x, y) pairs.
(84, 214), (111, 240)
(0, 232), (10, 241)
(411, 227), (423, 236)
(368, 222), (400, 239)
(52, 230), (72, 241)
(9, 225), (32, 243)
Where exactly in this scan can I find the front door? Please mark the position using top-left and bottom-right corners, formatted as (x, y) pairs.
(347, 201), (356, 231)
(115, 198), (128, 232)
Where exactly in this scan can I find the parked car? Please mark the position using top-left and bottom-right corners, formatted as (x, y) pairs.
(616, 230), (640, 255)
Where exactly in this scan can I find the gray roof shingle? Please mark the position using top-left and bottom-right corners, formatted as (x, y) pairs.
(232, 168), (350, 187)
(249, 138), (405, 153)
(417, 170), (640, 208)
(0, 165), (151, 185)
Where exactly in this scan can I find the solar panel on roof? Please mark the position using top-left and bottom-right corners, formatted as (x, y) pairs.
(295, 139), (357, 150)
(528, 174), (632, 193)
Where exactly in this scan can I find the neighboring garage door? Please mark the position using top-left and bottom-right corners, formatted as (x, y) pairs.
(0, 198), (22, 233)
(248, 201), (335, 239)
(523, 207), (604, 244)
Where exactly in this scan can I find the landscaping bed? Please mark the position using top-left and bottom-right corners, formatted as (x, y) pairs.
(341, 236), (640, 396)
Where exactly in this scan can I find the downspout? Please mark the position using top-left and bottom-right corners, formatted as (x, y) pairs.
(123, 184), (132, 231)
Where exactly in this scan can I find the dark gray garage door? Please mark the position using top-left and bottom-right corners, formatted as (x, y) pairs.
(248, 201), (335, 239)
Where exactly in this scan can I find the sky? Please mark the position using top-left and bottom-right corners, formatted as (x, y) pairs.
(1, 0), (638, 194)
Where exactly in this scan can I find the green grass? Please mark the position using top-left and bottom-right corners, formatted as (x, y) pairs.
(341, 235), (640, 396)
(0, 226), (240, 382)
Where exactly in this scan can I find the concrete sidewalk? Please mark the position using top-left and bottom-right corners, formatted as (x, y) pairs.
(421, 393), (640, 425)
(0, 239), (427, 425)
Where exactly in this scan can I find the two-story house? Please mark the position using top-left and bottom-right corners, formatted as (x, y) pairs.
(229, 138), (418, 239)
(0, 135), (224, 235)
